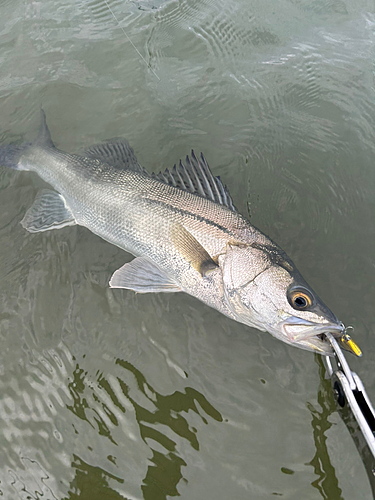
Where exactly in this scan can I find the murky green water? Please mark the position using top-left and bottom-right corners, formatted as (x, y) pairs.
(1, 0), (375, 498)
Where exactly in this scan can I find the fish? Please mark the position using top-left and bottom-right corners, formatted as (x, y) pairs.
(0, 111), (351, 355)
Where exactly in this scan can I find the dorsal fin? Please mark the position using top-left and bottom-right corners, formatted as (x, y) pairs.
(83, 138), (148, 175)
(152, 151), (237, 212)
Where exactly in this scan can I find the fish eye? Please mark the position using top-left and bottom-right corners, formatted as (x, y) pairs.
(287, 288), (313, 310)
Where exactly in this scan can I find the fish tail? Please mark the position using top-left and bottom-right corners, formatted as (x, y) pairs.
(0, 109), (54, 171)
(0, 142), (32, 170)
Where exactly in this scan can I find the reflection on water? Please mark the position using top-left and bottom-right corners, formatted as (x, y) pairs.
(64, 455), (124, 500)
(65, 358), (222, 499)
(1, 0), (375, 498)
(66, 455), (125, 500)
(307, 356), (343, 500)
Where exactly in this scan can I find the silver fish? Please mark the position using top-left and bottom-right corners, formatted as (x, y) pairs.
(0, 111), (345, 355)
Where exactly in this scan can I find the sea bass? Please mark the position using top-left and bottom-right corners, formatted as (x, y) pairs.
(0, 111), (346, 355)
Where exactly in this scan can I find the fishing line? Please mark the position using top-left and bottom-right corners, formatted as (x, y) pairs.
(103, 0), (160, 80)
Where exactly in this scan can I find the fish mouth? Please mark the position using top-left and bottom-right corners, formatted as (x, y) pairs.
(279, 317), (344, 355)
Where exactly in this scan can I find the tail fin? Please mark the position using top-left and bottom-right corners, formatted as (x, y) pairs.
(35, 109), (54, 148)
(0, 142), (32, 170)
(0, 109), (54, 171)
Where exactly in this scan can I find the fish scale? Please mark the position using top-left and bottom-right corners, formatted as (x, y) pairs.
(0, 111), (348, 355)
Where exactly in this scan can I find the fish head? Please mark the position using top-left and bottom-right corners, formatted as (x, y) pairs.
(219, 242), (343, 354)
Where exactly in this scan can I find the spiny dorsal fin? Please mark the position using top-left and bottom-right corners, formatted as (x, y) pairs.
(83, 138), (148, 175)
(152, 151), (237, 212)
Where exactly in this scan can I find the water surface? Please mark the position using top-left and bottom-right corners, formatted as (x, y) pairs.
(0, 0), (375, 498)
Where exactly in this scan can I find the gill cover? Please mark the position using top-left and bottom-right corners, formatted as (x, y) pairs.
(218, 243), (271, 330)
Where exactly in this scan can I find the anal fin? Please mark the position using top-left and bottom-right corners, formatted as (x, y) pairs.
(21, 189), (76, 233)
(109, 257), (181, 293)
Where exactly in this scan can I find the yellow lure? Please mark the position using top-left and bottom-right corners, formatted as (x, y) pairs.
(340, 333), (362, 357)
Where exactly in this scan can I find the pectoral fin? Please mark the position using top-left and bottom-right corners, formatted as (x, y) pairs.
(171, 224), (218, 276)
(109, 257), (181, 293)
(21, 189), (76, 233)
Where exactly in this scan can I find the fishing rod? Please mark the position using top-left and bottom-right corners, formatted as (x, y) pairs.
(323, 332), (375, 496)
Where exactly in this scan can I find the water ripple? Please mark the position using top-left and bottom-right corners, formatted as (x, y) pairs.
(1, 0), (375, 498)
